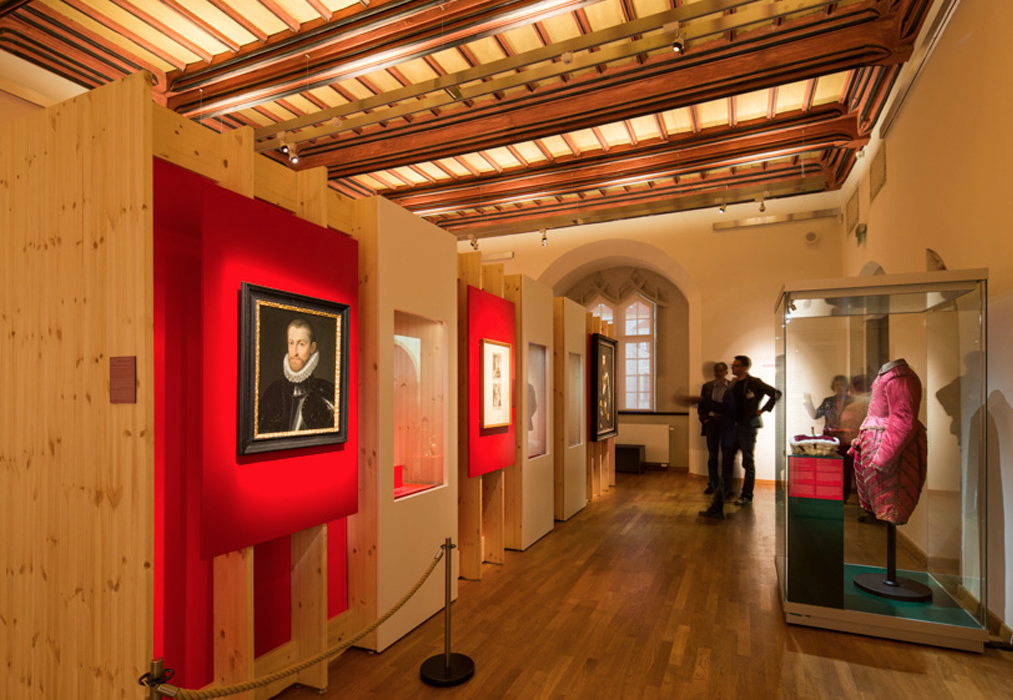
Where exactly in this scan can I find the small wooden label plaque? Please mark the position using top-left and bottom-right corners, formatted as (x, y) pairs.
(110, 356), (137, 404)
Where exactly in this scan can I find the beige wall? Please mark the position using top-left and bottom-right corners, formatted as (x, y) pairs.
(837, 0), (1013, 631)
(463, 0), (1013, 633)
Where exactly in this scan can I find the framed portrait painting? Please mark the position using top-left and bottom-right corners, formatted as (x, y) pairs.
(480, 338), (512, 429)
(591, 333), (618, 441)
(238, 282), (350, 455)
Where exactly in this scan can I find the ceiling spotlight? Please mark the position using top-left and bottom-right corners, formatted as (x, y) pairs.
(288, 143), (300, 164)
(560, 51), (573, 64)
(718, 201), (727, 214)
(540, 228), (548, 246)
(470, 235), (479, 251)
(665, 21), (686, 54)
(759, 199), (766, 213)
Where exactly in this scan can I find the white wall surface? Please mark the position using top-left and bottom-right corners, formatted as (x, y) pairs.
(461, 0), (1013, 632)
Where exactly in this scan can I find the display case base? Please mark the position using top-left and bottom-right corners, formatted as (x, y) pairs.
(778, 561), (986, 652)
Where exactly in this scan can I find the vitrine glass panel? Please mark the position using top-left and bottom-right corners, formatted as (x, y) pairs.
(774, 271), (987, 649)
(393, 311), (447, 499)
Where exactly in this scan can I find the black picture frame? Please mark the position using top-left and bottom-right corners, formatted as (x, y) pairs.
(590, 333), (618, 441)
(238, 282), (350, 455)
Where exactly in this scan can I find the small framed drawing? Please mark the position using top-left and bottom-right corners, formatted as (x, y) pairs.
(238, 282), (350, 455)
(480, 338), (512, 429)
(591, 333), (618, 441)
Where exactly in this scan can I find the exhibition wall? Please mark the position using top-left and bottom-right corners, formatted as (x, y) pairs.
(463, 0), (1013, 634)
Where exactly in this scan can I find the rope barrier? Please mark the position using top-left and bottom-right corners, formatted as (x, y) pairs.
(145, 547), (446, 699)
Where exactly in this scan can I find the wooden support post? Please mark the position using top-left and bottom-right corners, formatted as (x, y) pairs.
(457, 251), (483, 579)
(292, 524), (328, 690)
(480, 263), (506, 565)
(213, 550), (254, 700)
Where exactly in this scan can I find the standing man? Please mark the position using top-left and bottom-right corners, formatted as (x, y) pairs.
(698, 362), (730, 495)
(724, 355), (781, 506)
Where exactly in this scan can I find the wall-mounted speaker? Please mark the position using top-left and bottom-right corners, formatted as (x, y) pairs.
(804, 231), (819, 245)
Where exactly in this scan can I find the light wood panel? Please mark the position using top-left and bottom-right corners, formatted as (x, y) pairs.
(553, 297), (588, 521)
(275, 472), (1012, 700)
(457, 251), (483, 579)
(0, 72), (154, 700)
(503, 274), (556, 551)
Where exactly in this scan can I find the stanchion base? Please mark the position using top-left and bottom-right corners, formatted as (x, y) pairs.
(853, 573), (932, 602)
(420, 653), (475, 687)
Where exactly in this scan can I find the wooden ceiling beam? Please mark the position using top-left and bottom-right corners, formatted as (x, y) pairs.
(388, 109), (861, 213)
(296, 16), (905, 176)
(165, 0), (615, 114)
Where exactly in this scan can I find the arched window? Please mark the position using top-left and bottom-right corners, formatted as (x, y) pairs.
(622, 295), (655, 410)
(587, 292), (655, 411)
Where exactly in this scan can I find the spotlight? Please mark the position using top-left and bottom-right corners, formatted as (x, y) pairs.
(540, 228), (548, 246)
(664, 22), (686, 54)
(288, 144), (300, 164)
(718, 201), (726, 214)
(470, 235), (479, 251)
(561, 51), (573, 65)
(759, 200), (766, 213)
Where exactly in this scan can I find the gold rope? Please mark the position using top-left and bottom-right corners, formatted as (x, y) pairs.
(155, 548), (446, 699)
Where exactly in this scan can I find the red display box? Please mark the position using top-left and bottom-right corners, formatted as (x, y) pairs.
(788, 455), (843, 501)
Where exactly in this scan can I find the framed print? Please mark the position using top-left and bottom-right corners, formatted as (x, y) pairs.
(481, 338), (512, 429)
(591, 333), (618, 441)
(238, 282), (350, 455)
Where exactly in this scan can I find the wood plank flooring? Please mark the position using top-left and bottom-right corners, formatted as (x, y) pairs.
(277, 468), (1011, 700)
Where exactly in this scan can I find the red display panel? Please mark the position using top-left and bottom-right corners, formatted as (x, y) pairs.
(466, 286), (517, 477)
(788, 455), (844, 500)
(154, 159), (353, 687)
(200, 179), (359, 559)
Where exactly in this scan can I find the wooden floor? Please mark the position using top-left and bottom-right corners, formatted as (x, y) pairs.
(278, 468), (1011, 700)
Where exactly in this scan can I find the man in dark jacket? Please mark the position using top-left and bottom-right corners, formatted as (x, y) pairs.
(258, 318), (336, 434)
(698, 362), (730, 495)
(698, 355), (781, 519)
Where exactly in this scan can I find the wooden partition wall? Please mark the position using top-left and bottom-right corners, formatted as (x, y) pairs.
(457, 252), (507, 579)
(553, 297), (588, 521)
(503, 274), (556, 551)
(1, 72), (154, 700)
(587, 315), (617, 499)
(0, 73), (368, 699)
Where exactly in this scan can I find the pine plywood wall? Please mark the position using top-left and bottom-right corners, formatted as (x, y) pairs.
(0, 73), (154, 699)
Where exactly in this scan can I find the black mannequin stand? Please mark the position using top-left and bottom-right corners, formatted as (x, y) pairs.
(853, 523), (932, 602)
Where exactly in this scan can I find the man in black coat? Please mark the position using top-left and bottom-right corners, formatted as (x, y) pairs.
(698, 362), (730, 495)
(258, 318), (336, 434)
(698, 355), (781, 519)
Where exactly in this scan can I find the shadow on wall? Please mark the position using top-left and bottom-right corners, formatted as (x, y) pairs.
(987, 389), (1009, 623)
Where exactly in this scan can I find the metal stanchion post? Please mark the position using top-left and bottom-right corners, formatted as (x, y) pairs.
(420, 538), (475, 687)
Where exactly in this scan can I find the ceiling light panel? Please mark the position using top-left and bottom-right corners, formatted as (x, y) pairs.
(662, 107), (696, 135)
(735, 88), (771, 122)
(696, 98), (730, 130)
(486, 146), (523, 169)
(775, 81), (808, 113)
(435, 158), (473, 178)
(628, 114), (661, 141)
(814, 72), (850, 106)
(511, 141), (550, 165)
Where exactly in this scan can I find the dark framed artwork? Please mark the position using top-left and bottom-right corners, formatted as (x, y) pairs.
(591, 333), (618, 441)
(238, 282), (350, 455)
(480, 338), (512, 429)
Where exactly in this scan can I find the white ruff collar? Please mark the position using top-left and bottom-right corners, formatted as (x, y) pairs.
(284, 350), (319, 384)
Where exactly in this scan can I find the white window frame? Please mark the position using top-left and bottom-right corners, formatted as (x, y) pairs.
(587, 292), (656, 412)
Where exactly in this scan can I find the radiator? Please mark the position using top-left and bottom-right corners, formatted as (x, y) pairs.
(616, 422), (671, 464)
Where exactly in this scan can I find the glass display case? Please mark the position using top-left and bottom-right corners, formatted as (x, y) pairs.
(393, 310), (447, 499)
(774, 270), (988, 651)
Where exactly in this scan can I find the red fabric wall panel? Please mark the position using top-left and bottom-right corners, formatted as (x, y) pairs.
(153, 159), (353, 686)
(466, 285), (517, 477)
(200, 177), (359, 559)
